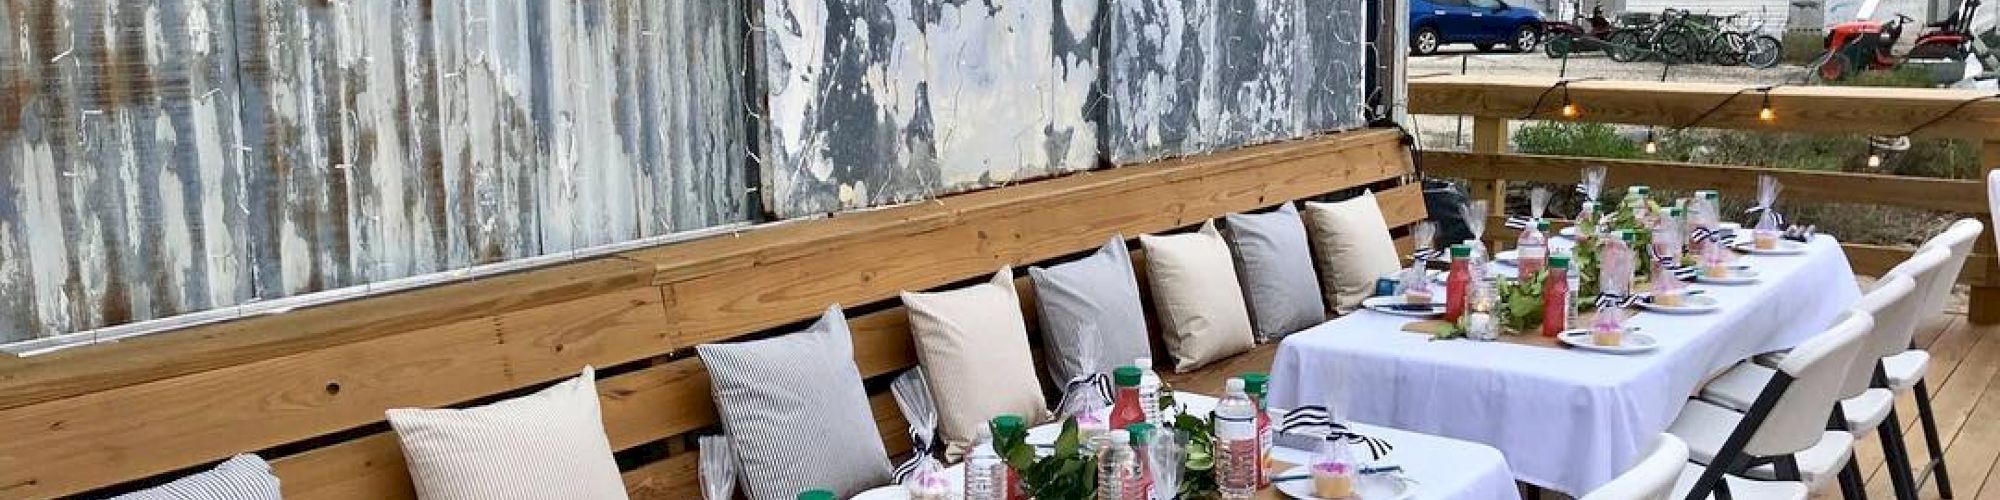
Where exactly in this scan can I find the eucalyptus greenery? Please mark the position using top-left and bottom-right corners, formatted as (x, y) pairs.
(987, 385), (1225, 500)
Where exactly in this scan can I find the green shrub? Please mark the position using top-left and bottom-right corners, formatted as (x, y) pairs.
(1512, 122), (1643, 159)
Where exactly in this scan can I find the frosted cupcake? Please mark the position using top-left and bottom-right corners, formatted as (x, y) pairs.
(1313, 461), (1357, 499)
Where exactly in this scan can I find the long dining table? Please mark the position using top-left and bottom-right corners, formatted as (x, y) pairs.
(1267, 234), (1862, 495)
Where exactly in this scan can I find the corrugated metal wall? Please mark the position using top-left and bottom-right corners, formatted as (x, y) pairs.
(0, 0), (1375, 344)
(0, 1), (751, 343)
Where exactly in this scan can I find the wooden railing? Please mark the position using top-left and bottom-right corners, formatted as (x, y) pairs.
(1408, 75), (2000, 323)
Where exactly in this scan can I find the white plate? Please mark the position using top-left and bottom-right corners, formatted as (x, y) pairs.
(1637, 294), (1721, 314)
(1731, 239), (1808, 255)
(1274, 466), (1418, 500)
(1558, 329), (1659, 354)
(1695, 268), (1761, 285)
(1361, 295), (1447, 318)
(1558, 226), (1579, 239)
(851, 486), (909, 500)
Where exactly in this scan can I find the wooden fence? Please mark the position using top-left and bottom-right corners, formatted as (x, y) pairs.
(1408, 75), (2000, 323)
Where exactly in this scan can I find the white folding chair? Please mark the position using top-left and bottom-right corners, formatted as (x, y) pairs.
(1886, 224), (1980, 500)
(1583, 434), (1690, 500)
(1702, 274), (1920, 498)
(1669, 312), (1874, 500)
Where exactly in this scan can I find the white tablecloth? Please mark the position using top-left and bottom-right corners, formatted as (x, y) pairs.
(940, 392), (1521, 500)
(1268, 235), (1860, 495)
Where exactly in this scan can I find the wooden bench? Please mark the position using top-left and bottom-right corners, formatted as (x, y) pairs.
(0, 128), (1427, 500)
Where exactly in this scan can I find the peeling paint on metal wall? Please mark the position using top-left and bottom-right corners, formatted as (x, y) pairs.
(758, 0), (1103, 219)
(1105, 0), (1370, 164)
(0, 0), (750, 343)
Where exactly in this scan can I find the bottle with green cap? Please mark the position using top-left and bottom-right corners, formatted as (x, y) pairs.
(1241, 372), (1274, 489)
(797, 489), (837, 500)
(1543, 254), (1574, 337)
(1446, 244), (1473, 323)
(1110, 366), (1147, 431)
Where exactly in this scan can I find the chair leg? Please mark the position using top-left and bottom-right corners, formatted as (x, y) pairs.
(1880, 409), (1922, 500)
(1840, 456), (1868, 500)
(1914, 378), (1954, 498)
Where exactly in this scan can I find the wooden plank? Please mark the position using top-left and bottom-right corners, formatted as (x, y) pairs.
(624, 452), (701, 500)
(636, 130), (1414, 348)
(1422, 151), (1992, 215)
(1468, 117), (1509, 212)
(0, 257), (654, 411)
(1972, 141), (2000, 325)
(0, 287), (670, 499)
(1862, 321), (2000, 498)
(1374, 182), (1430, 230)
(1408, 75), (2000, 140)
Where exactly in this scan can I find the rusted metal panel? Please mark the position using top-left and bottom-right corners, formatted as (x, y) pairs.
(758, 0), (1104, 219)
(0, 0), (752, 344)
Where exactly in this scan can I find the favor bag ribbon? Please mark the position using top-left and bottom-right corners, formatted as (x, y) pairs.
(1689, 226), (1737, 245)
(1410, 247), (1443, 263)
(1657, 254), (1700, 282)
(1053, 372), (1114, 421)
(1504, 215), (1536, 230)
(890, 368), (944, 483)
(1745, 206), (1786, 229)
(1279, 406), (1395, 461)
(1596, 292), (1644, 309)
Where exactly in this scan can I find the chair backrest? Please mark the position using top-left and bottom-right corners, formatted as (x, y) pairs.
(1882, 248), (1950, 347)
(1915, 218), (1984, 319)
(1836, 275), (1917, 400)
(1988, 171), (1999, 266)
(1581, 433), (1689, 500)
(1742, 312), (1874, 457)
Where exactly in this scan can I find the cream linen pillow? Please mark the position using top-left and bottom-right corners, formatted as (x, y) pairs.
(1140, 221), (1257, 373)
(385, 368), (627, 500)
(1303, 192), (1402, 315)
(903, 268), (1051, 460)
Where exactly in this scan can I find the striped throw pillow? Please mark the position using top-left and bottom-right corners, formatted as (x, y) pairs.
(112, 454), (280, 500)
(697, 306), (894, 500)
(386, 368), (627, 500)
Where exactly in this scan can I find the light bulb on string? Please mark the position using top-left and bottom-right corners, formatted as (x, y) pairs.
(1643, 129), (1658, 154)
(1757, 89), (1776, 122)
(1867, 152), (1882, 168)
(1561, 101), (1580, 118)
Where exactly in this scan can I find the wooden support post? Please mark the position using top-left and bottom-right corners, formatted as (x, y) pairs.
(1972, 140), (2000, 325)
(1469, 117), (1510, 210)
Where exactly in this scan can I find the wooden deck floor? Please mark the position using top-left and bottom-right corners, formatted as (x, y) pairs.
(1164, 314), (2000, 499)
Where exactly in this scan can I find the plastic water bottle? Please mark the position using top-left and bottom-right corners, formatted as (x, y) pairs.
(1214, 378), (1260, 500)
(963, 429), (1006, 500)
(1135, 357), (1164, 424)
(1096, 429), (1145, 500)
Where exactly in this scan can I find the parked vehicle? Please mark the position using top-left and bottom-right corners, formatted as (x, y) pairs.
(1411, 0), (1547, 55)
(1543, 3), (1618, 57)
(1815, 0), (1985, 82)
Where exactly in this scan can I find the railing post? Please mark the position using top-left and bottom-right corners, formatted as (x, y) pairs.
(1470, 116), (1509, 212)
(1973, 140), (2000, 325)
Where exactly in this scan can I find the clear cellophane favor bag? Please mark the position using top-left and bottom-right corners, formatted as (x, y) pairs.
(1754, 175), (1783, 234)
(698, 435), (736, 500)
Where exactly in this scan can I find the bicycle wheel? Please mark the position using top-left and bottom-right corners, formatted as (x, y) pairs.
(1656, 30), (1695, 63)
(1710, 32), (1748, 66)
(1608, 30), (1644, 62)
(1744, 35), (1782, 69)
(1545, 33), (1573, 58)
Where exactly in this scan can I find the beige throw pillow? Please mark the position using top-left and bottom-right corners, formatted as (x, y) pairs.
(1304, 192), (1403, 315)
(1140, 221), (1257, 373)
(386, 368), (627, 500)
(903, 268), (1050, 460)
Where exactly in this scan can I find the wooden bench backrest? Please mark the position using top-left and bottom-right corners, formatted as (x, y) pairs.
(0, 129), (1423, 500)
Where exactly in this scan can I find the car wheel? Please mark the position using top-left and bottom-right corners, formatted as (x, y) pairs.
(1509, 25), (1540, 52)
(1413, 26), (1442, 55)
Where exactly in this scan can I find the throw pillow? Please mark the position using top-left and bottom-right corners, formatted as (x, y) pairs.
(903, 268), (1051, 460)
(698, 306), (895, 500)
(1303, 192), (1403, 315)
(385, 368), (627, 500)
(111, 454), (281, 500)
(1140, 221), (1257, 372)
(1028, 236), (1154, 384)
(1224, 203), (1329, 340)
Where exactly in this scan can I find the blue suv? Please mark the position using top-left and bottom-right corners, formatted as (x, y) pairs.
(1410, 0), (1545, 55)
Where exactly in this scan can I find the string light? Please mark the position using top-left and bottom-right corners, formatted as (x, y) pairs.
(1643, 129), (1658, 154)
(1863, 92), (2000, 169)
(1757, 89), (1775, 122)
(1518, 78), (1602, 120)
(1867, 151), (1882, 168)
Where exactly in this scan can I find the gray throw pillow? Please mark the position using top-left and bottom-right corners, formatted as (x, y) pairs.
(697, 306), (894, 500)
(1224, 203), (1329, 340)
(1028, 236), (1154, 384)
(111, 454), (281, 500)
